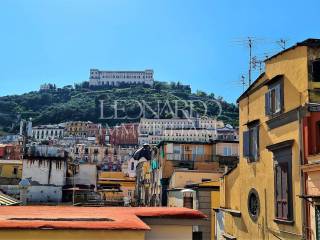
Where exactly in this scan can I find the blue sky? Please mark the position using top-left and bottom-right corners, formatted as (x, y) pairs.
(0, 0), (319, 102)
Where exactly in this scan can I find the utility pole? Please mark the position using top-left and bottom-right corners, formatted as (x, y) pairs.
(241, 75), (246, 92)
(72, 164), (76, 205)
(248, 37), (253, 86)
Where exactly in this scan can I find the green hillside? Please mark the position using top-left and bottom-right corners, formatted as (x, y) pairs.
(0, 81), (238, 135)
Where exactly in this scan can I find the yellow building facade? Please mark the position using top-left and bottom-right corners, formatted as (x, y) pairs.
(98, 171), (136, 204)
(220, 39), (320, 239)
(0, 160), (22, 179)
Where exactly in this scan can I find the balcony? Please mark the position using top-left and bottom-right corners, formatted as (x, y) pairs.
(165, 153), (239, 170)
(166, 153), (214, 162)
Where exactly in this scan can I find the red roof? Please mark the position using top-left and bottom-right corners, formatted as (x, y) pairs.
(0, 206), (206, 230)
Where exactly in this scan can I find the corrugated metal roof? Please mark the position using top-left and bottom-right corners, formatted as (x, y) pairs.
(0, 192), (20, 206)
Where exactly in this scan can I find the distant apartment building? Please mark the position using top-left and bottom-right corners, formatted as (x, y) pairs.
(0, 160), (22, 180)
(139, 117), (223, 135)
(32, 124), (65, 141)
(88, 122), (103, 137)
(97, 171), (136, 206)
(65, 121), (92, 137)
(89, 69), (154, 86)
(21, 145), (68, 203)
(19, 119), (32, 138)
(0, 144), (22, 160)
(139, 118), (195, 135)
(0, 135), (22, 145)
(69, 144), (135, 173)
(109, 123), (139, 146)
(138, 117), (237, 145)
(139, 128), (217, 145)
(148, 140), (239, 207)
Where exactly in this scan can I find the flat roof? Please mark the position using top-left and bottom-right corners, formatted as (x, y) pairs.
(0, 160), (22, 165)
(0, 206), (206, 230)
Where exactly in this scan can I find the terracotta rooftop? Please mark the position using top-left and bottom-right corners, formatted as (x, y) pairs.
(0, 206), (206, 230)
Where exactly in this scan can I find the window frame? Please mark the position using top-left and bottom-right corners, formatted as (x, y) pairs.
(265, 77), (284, 117)
(248, 188), (260, 222)
(243, 121), (260, 162)
(312, 58), (320, 82)
(223, 146), (232, 156)
(12, 166), (18, 176)
(267, 140), (294, 224)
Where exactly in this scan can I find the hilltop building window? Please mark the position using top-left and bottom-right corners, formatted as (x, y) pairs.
(312, 59), (320, 82)
(265, 76), (284, 116)
(243, 120), (259, 162)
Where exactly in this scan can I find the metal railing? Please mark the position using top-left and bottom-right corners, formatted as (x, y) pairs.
(166, 153), (214, 162)
(165, 153), (239, 163)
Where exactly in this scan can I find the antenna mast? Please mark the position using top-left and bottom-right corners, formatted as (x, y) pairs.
(248, 37), (253, 86)
(277, 39), (287, 50)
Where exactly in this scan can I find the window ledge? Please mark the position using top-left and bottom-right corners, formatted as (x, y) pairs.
(216, 208), (241, 217)
(274, 218), (294, 225)
(246, 158), (259, 163)
(223, 232), (237, 240)
(267, 111), (283, 119)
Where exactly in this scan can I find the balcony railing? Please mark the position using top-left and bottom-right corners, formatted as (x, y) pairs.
(165, 153), (239, 164)
(165, 153), (215, 162)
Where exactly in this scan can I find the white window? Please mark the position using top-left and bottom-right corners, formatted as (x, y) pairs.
(173, 145), (181, 154)
(265, 81), (283, 115)
(223, 146), (232, 156)
(196, 146), (204, 155)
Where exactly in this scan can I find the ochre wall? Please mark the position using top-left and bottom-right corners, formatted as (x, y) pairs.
(222, 45), (309, 239)
(0, 230), (145, 240)
(0, 162), (22, 178)
(144, 225), (193, 240)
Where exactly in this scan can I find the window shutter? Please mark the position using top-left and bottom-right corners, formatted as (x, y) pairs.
(313, 59), (320, 82)
(280, 81), (284, 112)
(243, 131), (250, 157)
(275, 165), (283, 218)
(275, 85), (281, 113)
(281, 164), (289, 218)
(253, 126), (259, 160)
(265, 92), (270, 116)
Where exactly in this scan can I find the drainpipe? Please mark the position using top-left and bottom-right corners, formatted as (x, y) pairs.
(298, 108), (307, 240)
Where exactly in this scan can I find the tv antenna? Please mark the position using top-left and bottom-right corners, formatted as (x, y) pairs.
(230, 75), (248, 92)
(276, 39), (288, 50)
(240, 75), (247, 92)
(251, 56), (264, 74)
(232, 37), (266, 86)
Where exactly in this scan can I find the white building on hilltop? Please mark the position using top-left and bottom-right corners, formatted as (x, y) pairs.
(89, 69), (154, 86)
(32, 124), (65, 141)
